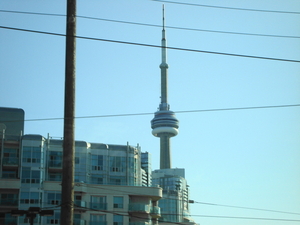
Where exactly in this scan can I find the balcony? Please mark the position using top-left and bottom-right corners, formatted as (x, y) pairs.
(150, 206), (161, 218)
(129, 222), (152, 225)
(90, 202), (107, 210)
(48, 161), (62, 172)
(0, 217), (17, 225)
(89, 222), (107, 225)
(128, 203), (150, 213)
(74, 219), (86, 225)
(74, 200), (87, 211)
(0, 199), (18, 206)
(2, 157), (19, 169)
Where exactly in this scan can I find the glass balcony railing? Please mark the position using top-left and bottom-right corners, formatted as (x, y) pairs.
(48, 161), (62, 168)
(0, 217), (18, 225)
(3, 157), (18, 166)
(0, 199), (18, 206)
(74, 219), (86, 225)
(128, 203), (150, 213)
(90, 202), (107, 210)
(89, 222), (107, 225)
(74, 200), (86, 208)
(150, 206), (161, 216)
(129, 222), (152, 225)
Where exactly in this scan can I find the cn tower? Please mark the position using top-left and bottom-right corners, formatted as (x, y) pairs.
(151, 6), (179, 169)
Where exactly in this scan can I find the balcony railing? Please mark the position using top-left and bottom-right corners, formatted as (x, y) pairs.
(74, 219), (86, 225)
(0, 217), (17, 225)
(90, 202), (107, 210)
(48, 161), (62, 168)
(129, 222), (152, 225)
(74, 200), (86, 209)
(150, 206), (161, 218)
(0, 199), (18, 206)
(89, 221), (107, 225)
(128, 203), (150, 213)
(3, 157), (18, 166)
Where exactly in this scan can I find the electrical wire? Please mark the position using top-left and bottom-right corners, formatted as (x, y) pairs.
(1, 9), (299, 39)
(150, 0), (300, 15)
(1, 25), (299, 63)
(76, 183), (300, 216)
(192, 201), (300, 216)
(60, 202), (300, 223)
(20, 103), (300, 122)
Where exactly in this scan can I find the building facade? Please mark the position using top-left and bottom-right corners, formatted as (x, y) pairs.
(0, 107), (162, 225)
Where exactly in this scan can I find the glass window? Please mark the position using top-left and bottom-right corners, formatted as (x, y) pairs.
(20, 192), (40, 204)
(90, 196), (107, 210)
(90, 214), (106, 225)
(22, 146), (41, 164)
(113, 215), (123, 225)
(48, 172), (62, 181)
(109, 176), (125, 185)
(91, 175), (104, 185)
(2, 170), (17, 178)
(47, 192), (61, 206)
(0, 193), (18, 206)
(49, 151), (62, 167)
(113, 197), (123, 208)
(91, 155), (106, 171)
(109, 156), (126, 172)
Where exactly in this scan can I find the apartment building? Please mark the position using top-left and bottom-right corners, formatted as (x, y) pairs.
(0, 107), (162, 225)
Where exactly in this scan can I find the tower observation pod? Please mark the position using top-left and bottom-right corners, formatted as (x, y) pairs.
(151, 6), (179, 169)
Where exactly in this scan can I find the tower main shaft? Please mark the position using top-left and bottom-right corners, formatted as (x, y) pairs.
(151, 6), (179, 169)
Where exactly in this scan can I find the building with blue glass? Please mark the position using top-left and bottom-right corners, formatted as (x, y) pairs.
(0, 107), (162, 225)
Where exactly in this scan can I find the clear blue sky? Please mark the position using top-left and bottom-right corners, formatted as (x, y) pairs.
(1, 0), (300, 224)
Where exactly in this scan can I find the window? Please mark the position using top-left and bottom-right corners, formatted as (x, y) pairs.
(113, 197), (123, 209)
(91, 155), (105, 171)
(3, 148), (18, 165)
(0, 193), (18, 206)
(90, 214), (106, 225)
(2, 170), (17, 178)
(109, 176), (125, 186)
(90, 196), (107, 210)
(47, 192), (61, 206)
(109, 156), (126, 172)
(46, 211), (60, 224)
(48, 172), (62, 181)
(113, 215), (123, 225)
(20, 192), (40, 204)
(22, 146), (41, 164)
(91, 175), (104, 185)
(21, 167), (40, 183)
(49, 151), (62, 167)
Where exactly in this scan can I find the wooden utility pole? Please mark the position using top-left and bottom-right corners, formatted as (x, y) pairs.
(61, 0), (76, 224)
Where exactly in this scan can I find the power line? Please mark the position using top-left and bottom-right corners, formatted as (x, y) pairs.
(1, 25), (300, 63)
(192, 201), (300, 216)
(59, 201), (300, 223)
(1, 9), (299, 39)
(20, 103), (300, 122)
(190, 214), (300, 222)
(150, 0), (300, 15)
(76, 183), (300, 216)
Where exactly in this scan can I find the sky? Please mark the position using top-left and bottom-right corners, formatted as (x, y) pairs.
(1, 0), (300, 224)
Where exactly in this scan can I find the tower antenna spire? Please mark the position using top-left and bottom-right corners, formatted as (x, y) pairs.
(151, 6), (179, 169)
(163, 4), (165, 30)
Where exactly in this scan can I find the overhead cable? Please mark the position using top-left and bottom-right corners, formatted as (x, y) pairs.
(192, 201), (300, 216)
(1, 25), (300, 63)
(150, 0), (300, 15)
(0, 9), (299, 39)
(20, 103), (300, 122)
(75, 183), (300, 216)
